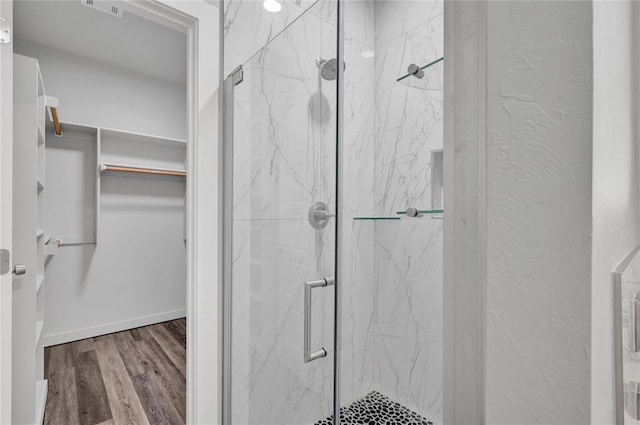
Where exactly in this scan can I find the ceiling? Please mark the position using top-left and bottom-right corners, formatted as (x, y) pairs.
(14, 0), (187, 85)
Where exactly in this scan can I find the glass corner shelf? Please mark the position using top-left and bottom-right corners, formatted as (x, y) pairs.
(353, 216), (402, 221)
(353, 209), (443, 220)
(396, 209), (443, 216)
(396, 56), (443, 91)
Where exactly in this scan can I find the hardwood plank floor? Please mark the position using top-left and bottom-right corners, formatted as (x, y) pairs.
(75, 350), (112, 425)
(44, 319), (187, 425)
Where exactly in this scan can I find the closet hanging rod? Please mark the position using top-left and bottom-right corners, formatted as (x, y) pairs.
(45, 96), (62, 137)
(99, 163), (187, 177)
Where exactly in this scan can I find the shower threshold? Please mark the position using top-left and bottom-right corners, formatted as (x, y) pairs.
(315, 391), (434, 425)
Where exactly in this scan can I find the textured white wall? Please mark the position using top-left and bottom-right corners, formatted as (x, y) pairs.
(485, 2), (593, 423)
(592, 1), (639, 423)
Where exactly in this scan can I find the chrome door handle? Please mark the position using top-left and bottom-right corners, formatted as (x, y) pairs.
(304, 276), (335, 363)
(12, 265), (26, 275)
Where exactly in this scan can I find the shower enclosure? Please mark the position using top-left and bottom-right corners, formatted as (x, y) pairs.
(222, 1), (444, 423)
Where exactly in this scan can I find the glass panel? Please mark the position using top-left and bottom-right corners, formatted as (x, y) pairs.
(227, 2), (338, 424)
(339, 1), (444, 424)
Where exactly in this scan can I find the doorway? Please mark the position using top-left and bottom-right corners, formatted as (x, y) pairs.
(8, 1), (197, 423)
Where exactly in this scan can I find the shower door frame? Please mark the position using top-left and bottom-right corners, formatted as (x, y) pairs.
(332, 0), (345, 423)
(220, 2), (343, 422)
(218, 1), (490, 424)
(442, 1), (488, 425)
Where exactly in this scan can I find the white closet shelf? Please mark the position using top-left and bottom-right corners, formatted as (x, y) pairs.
(100, 127), (186, 146)
(35, 321), (44, 346)
(36, 275), (44, 293)
(35, 379), (47, 425)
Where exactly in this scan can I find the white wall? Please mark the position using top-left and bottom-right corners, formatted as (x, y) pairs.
(13, 38), (189, 344)
(592, 1), (639, 423)
(485, 2), (593, 423)
(14, 41), (187, 140)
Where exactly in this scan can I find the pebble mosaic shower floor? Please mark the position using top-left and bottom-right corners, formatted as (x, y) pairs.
(314, 391), (434, 425)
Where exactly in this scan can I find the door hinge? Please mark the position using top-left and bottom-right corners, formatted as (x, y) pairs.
(0, 17), (11, 44)
(230, 65), (243, 86)
(0, 249), (10, 275)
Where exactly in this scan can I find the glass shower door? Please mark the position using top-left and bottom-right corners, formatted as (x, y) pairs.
(223, 5), (338, 424)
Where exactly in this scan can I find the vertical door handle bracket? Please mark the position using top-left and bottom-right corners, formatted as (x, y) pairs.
(304, 276), (335, 363)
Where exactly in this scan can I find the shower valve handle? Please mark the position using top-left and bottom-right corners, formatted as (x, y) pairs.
(308, 202), (334, 229)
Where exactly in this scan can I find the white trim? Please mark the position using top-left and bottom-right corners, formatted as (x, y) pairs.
(34, 379), (47, 425)
(443, 1), (487, 424)
(42, 309), (187, 347)
(0, 1), (14, 423)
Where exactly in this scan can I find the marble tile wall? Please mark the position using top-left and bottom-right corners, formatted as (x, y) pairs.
(372, 1), (443, 422)
(225, 1), (443, 423)
(228, 3), (346, 424)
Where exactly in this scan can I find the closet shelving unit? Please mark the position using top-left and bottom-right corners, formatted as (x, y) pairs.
(45, 121), (186, 246)
(13, 54), (56, 425)
(35, 64), (47, 425)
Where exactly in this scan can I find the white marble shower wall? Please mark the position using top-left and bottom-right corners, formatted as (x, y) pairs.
(224, 0), (443, 423)
(228, 3), (339, 424)
(372, 1), (443, 422)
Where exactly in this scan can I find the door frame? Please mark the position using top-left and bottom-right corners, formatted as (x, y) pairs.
(123, 2), (222, 424)
(0, 1), (13, 423)
(1, 1), (221, 423)
(443, 1), (488, 424)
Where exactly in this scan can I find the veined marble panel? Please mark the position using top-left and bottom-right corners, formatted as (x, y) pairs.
(231, 219), (336, 424)
(371, 3), (443, 422)
(227, 1), (444, 423)
(229, 4), (340, 424)
(232, 6), (337, 221)
(338, 0), (377, 408)
(373, 219), (443, 422)
(374, 0), (443, 46)
(374, 14), (444, 216)
(224, 0), (332, 76)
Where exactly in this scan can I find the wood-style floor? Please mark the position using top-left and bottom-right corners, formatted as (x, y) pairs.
(44, 319), (186, 425)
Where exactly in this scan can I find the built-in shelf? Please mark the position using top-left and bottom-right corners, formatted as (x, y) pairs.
(36, 275), (44, 293)
(35, 321), (44, 346)
(397, 56), (443, 91)
(100, 127), (187, 146)
(16, 54), (48, 424)
(35, 379), (47, 425)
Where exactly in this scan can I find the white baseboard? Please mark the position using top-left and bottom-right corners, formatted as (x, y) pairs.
(42, 309), (186, 347)
(35, 379), (47, 425)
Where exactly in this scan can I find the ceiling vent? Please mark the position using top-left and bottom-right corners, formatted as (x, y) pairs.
(80, 0), (124, 18)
